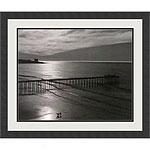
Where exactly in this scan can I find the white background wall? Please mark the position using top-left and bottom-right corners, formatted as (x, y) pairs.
(0, 0), (150, 11)
(0, 0), (150, 149)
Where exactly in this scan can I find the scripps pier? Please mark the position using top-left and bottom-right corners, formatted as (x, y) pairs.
(18, 75), (120, 95)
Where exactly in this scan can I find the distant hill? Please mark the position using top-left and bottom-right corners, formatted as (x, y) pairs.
(19, 42), (132, 61)
(18, 52), (39, 60)
(41, 42), (132, 61)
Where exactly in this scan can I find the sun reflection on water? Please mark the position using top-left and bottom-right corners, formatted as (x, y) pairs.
(38, 61), (64, 79)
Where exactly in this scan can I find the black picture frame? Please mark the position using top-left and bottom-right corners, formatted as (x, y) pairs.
(0, 12), (149, 138)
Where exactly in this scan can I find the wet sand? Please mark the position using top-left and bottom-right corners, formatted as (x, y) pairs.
(18, 86), (132, 121)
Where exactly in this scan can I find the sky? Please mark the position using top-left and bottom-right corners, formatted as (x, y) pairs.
(18, 29), (132, 56)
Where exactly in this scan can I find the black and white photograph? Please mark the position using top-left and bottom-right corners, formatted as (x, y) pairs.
(18, 28), (133, 122)
(0, 12), (149, 138)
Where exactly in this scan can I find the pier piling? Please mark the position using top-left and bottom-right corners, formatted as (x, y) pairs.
(18, 75), (119, 95)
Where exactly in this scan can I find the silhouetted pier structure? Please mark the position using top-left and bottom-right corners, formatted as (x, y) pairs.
(18, 75), (119, 95)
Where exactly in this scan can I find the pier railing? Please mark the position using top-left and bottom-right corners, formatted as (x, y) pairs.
(18, 75), (119, 95)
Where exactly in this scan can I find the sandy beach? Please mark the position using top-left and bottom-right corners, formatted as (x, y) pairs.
(18, 85), (132, 121)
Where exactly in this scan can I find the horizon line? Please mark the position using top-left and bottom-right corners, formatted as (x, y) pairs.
(41, 60), (132, 63)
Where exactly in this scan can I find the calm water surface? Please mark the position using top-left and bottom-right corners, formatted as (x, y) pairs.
(19, 61), (132, 88)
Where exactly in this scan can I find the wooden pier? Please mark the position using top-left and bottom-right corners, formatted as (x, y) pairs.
(18, 75), (119, 95)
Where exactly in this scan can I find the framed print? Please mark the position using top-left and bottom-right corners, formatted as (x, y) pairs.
(0, 12), (149, 138)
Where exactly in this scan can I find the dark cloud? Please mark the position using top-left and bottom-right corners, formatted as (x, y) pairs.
(19, 33), (28, 38)
(18, 29), (132, 56)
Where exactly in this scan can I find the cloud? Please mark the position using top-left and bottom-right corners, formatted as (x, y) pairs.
(18, 29), (132, 56)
